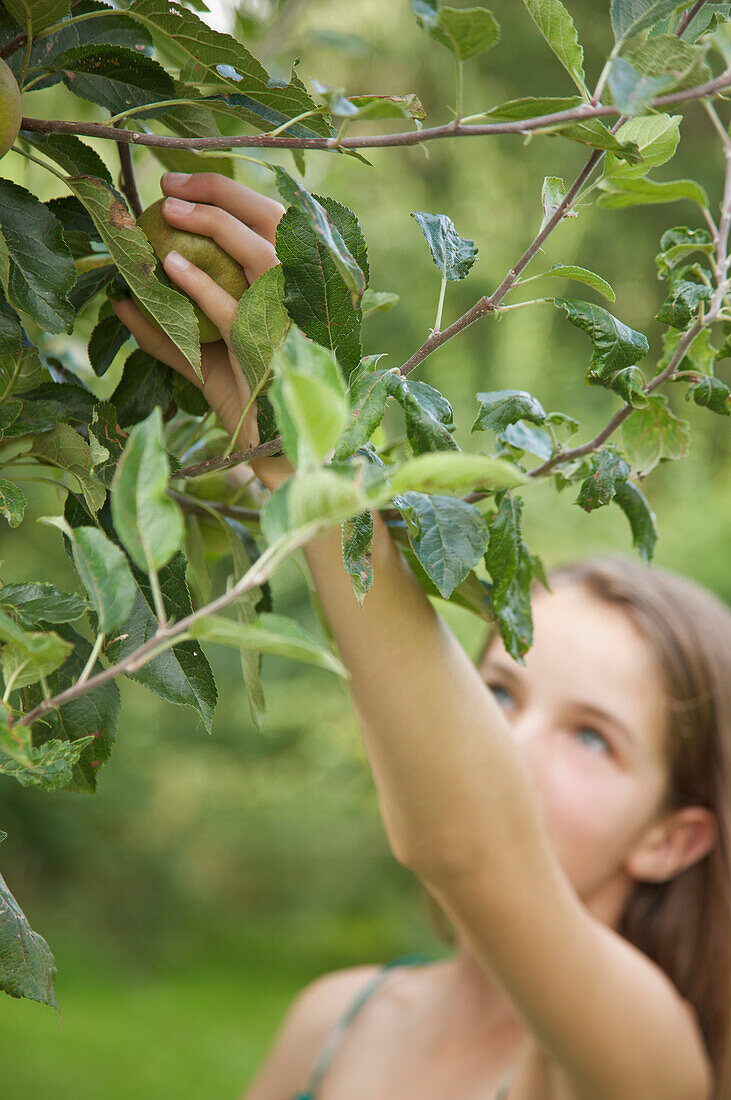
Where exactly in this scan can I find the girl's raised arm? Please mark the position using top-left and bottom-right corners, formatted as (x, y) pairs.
(115, 172), (712, 1100)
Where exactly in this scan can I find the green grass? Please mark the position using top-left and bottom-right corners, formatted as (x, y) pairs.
(0, 944), (298, 1099)
(0, 911), (438, 1099)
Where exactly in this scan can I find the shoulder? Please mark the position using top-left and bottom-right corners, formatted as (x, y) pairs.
(241, 964), (382, 1100)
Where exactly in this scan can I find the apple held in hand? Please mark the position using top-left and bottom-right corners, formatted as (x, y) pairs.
(0, 58), (22, 161)
(133, 197), (250, 343)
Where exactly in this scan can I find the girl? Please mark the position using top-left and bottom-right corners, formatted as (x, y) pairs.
(111, 172), (731, 1100)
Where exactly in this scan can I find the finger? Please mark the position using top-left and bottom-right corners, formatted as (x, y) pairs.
(160, 172), (286, 241)
(111, 297), (203, 388)
(160, 197), (278, 282)
(162, 249), (240, 341)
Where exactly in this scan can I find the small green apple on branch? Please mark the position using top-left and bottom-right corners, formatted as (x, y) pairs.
(0, 0), (730, 1011)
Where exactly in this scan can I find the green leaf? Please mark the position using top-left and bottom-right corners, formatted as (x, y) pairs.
(413, 2), (501, 62)
(0, 399), (22, 436)
(472, 389), (547, 433)
(624, 34), (711, 94)
(3, 380), (96, 438)
(0, 480), (26, 528)
(3, 0), (69, 35)
(192, 611), (347, 678)
(621, 392), (690, 475)
(287, 468), (371, 531)
(268, 328), (348, 469)
(88, 312), (132, 377)
(389, 452), (528, 495)
(99, 549), (217, 733)
(574, 448), (631, 511)
(480, 95), (582, 121)
(0, 179), (76, 335)
(274, 168), (366, 310)
(655, 267), (712, 328)
(64, 176), (201, 379)
(110, 349), (173, 428)
(556, 118), (643, 163)
(613, 479), (657, 562)
(498, 420), (554, 459)
(0, 611), (74, 692)
(19, 620), (119, 792)
(8, 0), (153, 92)
(110, 407), (184, 574)
(395, 490), (490, 599)
(87, 402), (126, 488)
(553, 298), (649, 386)
(18, 131), (113, 186)
(333, 368), (392, 461)
(361, 290), (400, 318)
(483, 492), (541, 661)
(344, 93), (426, 120)
(0, 721), (93, 793)
(605, 114), (682, 180)
(70, 263), (116, 313)
(607, 56), (675, 115)
(524, 264), (616, 301)
(0, 583), (86, 628)
(685, 375), (731, 415)
(0, 864), (57, 1009)
(66, 523), (136, 635)
(51, 42), (175, 117)
(342, 511), (373, 607)
(540, 175), (567, 234)
(655, 225), (714, 278)
(229, 264), (291, 393)
(126, 0), (331, 139)
(224, 518), (270, 731)
(411, 211), (478, 281)
(596, 175), (709, 210)
(30, 423), (106, 514)
(606, 365), (650, 408)
(0, 303), (46, 396)
(385, 374), (459, 454)
(275, 189), (368, 374)
(656, 323), (717, 375)
(610, 0), (687, 44)
(522, 0), (586, 91)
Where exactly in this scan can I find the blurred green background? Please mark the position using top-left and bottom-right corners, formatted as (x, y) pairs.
(2, 1), (731, 1096)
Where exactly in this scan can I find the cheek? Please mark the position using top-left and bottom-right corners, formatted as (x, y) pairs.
(529, 747), (649, 892)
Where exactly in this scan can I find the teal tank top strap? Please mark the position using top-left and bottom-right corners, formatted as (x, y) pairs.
(293, 953), (433, 1100)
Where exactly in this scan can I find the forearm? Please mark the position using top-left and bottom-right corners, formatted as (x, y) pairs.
(292, 503), (547, 882)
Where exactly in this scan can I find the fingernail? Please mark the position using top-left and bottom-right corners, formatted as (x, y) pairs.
(165, 250), (189, 272)
(164, 172), (191, 187)
(164, 197), (194, 216)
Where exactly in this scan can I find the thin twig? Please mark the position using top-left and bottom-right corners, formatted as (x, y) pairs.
(169, 489), (260, 524)
(116, 139), (142, 218)
(676, 0), (709, 37)
(173, 436), (283, 480)
(17, 68), (731, 152)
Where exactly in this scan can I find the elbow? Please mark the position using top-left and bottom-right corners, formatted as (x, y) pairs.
(392, 835), (489, 884)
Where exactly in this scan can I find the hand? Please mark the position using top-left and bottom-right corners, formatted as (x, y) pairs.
(111, 171), (293, 486)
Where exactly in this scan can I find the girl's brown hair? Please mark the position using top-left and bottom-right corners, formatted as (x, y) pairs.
(424, 554), (731, 1098)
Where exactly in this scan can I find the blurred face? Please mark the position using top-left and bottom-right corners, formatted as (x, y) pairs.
(479, 583), (671, 919)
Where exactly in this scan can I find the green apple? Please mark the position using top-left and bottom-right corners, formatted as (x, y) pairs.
(133, 197), (250, 343)
(0, 57), (22, 161)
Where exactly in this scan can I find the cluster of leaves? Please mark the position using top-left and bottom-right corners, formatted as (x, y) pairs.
(0, 0), (730, 1010)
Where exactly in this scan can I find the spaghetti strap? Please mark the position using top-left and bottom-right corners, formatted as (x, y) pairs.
(293, 953), (433, 1100)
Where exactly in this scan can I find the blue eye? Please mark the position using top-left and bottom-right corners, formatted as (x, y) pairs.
(488, 683), (513, 707)
(576, 727), (611, 755)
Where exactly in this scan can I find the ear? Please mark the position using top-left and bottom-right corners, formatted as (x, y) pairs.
(625, 806), (718, 884)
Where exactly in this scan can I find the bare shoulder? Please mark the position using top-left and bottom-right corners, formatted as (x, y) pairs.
(239, 964), (382, 1100)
